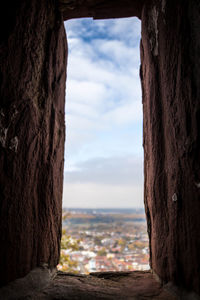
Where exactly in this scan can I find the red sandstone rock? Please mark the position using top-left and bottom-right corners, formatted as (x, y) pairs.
(60, 0), (145, 20)
(0, 0), (200, 296)
(0, 0), (67, 286)
(0, 270), (179, 299)
(140, 0), (200, 295)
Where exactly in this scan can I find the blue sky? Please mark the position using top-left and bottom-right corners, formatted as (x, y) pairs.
(63, 17), (143, 208)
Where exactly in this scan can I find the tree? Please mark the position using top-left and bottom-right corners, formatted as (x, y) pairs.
(97, 247), (107, 256)
(58, 215), (81, 273)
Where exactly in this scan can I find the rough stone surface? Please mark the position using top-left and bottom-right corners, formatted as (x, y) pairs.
(0, 266), (57, 299)
(0, 270), (180, 300)
(140, 0), (200, 295)
(59, 0), (145, 20)
(0, 0), (67, 286)
(0, 0), (200, 296)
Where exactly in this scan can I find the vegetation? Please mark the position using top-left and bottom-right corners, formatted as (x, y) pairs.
(58, 213), (81, 273)
(58, 209), (149, 273)
(97, 247), (107, 256)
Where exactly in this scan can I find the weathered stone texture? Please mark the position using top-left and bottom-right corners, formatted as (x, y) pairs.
(0, 270), (179, 300)
(0, 0), (200, 296)
(141, 0), (200, 294)
(0, 0), (67, 286)
(59, 0), (145, 20)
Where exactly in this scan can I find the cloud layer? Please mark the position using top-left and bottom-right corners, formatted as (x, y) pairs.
(63, 17), (143, 208)
(64, 155), (143, 185)
(63, 183), (143, 209)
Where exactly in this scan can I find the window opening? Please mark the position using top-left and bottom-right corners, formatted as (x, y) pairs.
(59, 17), (149, 274)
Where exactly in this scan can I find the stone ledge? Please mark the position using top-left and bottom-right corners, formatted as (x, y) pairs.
(0, 269), (180, 299)
(37, 270), (178, 299)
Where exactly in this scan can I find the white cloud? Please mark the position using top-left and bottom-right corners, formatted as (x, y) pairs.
(64, 155), (143, 185)
(66, 80), (108, 108)
(103, 101), (142, 125)
(109, 18), (141, 41)
(67, 54), (116, 84)
(63, 17), (143, 207)
(65, 17), (141, 46)
(91, 39), (140, 67)
(63, 183), (143, 208)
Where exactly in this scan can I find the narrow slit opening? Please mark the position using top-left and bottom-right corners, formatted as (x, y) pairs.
(60, 17), (149, 274)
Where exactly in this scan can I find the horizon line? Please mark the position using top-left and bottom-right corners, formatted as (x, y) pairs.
(62, 207), (145, 209)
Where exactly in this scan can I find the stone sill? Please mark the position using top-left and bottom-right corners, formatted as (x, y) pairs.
(40, 270), (178, 299)
(0, 268), (181, 299)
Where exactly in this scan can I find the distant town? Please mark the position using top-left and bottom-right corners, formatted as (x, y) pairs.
(58, 208), (149, 274)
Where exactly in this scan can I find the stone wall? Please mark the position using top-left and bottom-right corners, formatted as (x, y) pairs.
(0, 0), (67, 285)
(141, 0), (200, 294)
(0, 0), (200, 295)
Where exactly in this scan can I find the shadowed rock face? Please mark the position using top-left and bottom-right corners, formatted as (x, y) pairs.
(0, 0), (67, 286)
(0, 0), (200, 296)
(0, 270), (179, 300)
(140, 0), (200, 294)
(59, 0), (145, 20)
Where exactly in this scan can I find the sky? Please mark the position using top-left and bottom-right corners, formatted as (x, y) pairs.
(63, 17), (143, 208)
